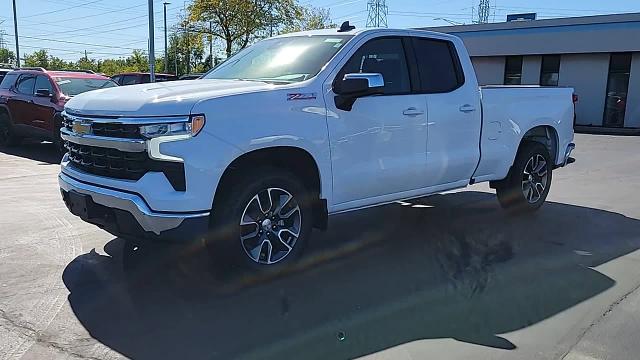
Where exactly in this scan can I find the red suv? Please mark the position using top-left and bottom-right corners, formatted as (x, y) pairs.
(0, 68), (118, 152)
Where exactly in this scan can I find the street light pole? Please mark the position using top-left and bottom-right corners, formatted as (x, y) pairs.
(12, 0), (20, 67)
(148, 0), (156, 82)
(163, 2), (170, 74)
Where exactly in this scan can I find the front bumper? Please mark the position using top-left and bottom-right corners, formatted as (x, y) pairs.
(59, 172), (210, 241)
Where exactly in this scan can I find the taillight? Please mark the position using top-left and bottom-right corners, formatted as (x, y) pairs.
(572, 94), (579, 103)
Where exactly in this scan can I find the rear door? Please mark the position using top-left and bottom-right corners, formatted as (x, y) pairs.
(31, 75), (57, 135)
(7, 73), (36, 129)
(410, 36), (482, 186)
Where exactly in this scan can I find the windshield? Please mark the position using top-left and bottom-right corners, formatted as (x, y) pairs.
(54, 77), (117, 96)
(203, 35), (352, 84)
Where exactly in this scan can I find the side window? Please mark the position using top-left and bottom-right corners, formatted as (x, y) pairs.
(121, 75), (138, 85)
(338, 37), (411, 95)
(16, 75), (36, 95)
(412, 38), (464, 93)
(35, 75), (54, 94)
(0, 73), (18, 90)
(111, 75), (122, 85)
(141, 74), (151, 83)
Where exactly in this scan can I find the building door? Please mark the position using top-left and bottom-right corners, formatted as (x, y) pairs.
(603, 53), (632, 128)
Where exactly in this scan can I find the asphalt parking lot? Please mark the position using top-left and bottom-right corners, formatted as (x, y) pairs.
(1, 133), (640, 360)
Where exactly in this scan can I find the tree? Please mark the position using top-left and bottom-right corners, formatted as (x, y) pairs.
(283, 6), (334, 33)
(24, 49), (50, 68)
(0, 48), (16, 64)
(189, 0), (299, 58)
(166, 28), (205, 76)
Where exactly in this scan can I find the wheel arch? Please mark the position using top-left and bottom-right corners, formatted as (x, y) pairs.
(519, 125), (560, 165)
(0, 105), (13, 125)
(213, 146), (328, 229)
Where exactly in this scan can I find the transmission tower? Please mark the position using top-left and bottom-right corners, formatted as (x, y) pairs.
(366, 0), (388, 28)
(477, 0), (490, 24)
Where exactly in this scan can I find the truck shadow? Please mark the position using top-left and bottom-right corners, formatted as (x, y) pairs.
(62, 191), (640, 360)
(0, 140), (62, 164)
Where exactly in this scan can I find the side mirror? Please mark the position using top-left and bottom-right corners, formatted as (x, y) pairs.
(35, 88), (52, 98)
(333, 73), (384, 111)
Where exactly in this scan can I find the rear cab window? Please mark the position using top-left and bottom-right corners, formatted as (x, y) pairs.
(411, 37), (465, 93)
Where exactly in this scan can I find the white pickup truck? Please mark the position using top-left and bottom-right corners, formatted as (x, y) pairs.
(59, 25), (575, 269)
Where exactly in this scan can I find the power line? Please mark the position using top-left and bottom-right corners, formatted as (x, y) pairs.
(7, 33), (140, 51)
(366, 0), (389, 27)
(20, 0), (105, 19)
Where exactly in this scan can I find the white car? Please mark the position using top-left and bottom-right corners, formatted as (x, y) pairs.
(59, 25), (575, 269)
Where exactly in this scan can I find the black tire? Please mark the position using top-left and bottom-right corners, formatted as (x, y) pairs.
(207, 167), (314, 273)
(0, 113), (20, 148)
(53, 115), (66, 155)
(496, 141), (553, 212)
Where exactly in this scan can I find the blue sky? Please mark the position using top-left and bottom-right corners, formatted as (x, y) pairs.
(0, 0), (639, 61)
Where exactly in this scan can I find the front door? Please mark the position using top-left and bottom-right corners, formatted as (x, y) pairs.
(324, 36), (429, 207)
(32, 75), (57, 135)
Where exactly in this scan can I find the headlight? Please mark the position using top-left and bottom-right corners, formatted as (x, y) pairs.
(140, 114), (206, 139)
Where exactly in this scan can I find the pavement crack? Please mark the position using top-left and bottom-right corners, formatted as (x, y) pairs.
(561, 280), (640, 359)
(0, 308), (103, 360)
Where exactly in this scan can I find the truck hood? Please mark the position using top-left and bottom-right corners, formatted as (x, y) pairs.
(64, 79), (275, 117)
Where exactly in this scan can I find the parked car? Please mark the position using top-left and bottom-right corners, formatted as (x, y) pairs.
(111, 72), (177, 85)
(0, 68), (118, 151)
(59, 26), (575, 271)
(0, 63), (16, 84)
(179, 73), (204, 80)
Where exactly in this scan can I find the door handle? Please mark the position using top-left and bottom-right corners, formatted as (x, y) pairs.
(459, 104), (476, 113)
(402, 107), (424, 116)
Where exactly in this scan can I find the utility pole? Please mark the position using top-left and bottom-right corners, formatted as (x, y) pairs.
(366, 0), (388, 28)
(163, 2), (170, 73)
(209, 21), (213, 69)
(12, 0), (20, 67)
(148, 0), (156, 82)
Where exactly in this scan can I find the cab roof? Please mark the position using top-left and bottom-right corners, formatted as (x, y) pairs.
(271, 27), (459, 42)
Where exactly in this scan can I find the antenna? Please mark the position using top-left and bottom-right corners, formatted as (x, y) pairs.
(477, 0), (490, 24)
(366, 0), (388, 28)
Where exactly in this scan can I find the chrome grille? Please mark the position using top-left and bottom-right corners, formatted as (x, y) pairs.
(64, 142), (186, 191)
(62, 114), (143, 139)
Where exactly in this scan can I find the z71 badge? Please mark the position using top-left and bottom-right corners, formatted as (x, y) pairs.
(287, 93), (317, 101)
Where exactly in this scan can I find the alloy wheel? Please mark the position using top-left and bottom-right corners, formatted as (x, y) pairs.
(521, 154), (548, 204)
(239, 187), (302, 265)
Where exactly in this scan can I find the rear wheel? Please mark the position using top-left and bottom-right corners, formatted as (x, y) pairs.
(207, 167), (314, 272)
(496, 141), (552, 212)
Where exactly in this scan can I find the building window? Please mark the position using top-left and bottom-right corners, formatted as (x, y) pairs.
(540, 55), (561, 86)
(603, 53), (632, 128)
(504, 56), (523, 85)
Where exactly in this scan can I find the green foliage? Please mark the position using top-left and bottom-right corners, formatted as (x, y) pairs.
(0, 48), (16, 64)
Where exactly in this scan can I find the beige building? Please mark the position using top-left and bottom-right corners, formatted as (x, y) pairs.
(421, 13), (640, 130)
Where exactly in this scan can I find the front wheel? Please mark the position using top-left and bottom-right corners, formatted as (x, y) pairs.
(496, 141), (553, 212)
(0, 113), (20, 148)
(207, 168), (314, 272)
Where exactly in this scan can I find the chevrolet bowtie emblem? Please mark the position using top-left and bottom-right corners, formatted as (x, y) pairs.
(72, 120), (92, 135)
